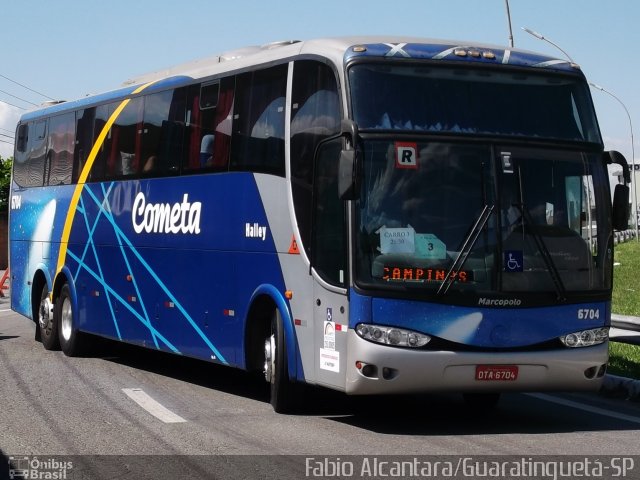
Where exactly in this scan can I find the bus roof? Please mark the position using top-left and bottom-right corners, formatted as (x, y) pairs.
(19, 36), (580, 122)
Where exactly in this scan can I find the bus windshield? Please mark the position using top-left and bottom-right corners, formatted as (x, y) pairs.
(349, 64), (601, 144)
(354, 141), (611, 298)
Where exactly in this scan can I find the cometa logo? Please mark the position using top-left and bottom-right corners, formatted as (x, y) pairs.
(132, 192), (202, 234)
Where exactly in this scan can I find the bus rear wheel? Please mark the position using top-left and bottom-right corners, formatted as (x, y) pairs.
(38, 284), (59, 350)
(57, 284), (84, 357)
(264, 309), (295, 413)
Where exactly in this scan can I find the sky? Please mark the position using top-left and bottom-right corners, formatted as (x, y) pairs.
(1, 0), (638, 167)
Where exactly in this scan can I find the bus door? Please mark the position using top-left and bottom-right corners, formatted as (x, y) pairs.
(313, 278), (348, 390)
(311, 138), (349, 390)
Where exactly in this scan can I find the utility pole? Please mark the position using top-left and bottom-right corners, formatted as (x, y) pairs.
(504, 0), (515, 48)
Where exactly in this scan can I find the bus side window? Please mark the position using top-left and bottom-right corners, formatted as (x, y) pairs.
(109, 97), (143, 178)
(183, 79), (232, 173)
(231, 64), (287, 176)
(90, 103), (115, 182)
(142, 89), (185, 176)
(48, 112), (75, 186)
(212, 77), (233, 170)
(74, 107), (95, 183)
(313, 138), (346, 286)
(16, 124), (28, 153)
(13, 124), (29, 187)
(290, 60), (341, 257)
(27, 119), (48, 187)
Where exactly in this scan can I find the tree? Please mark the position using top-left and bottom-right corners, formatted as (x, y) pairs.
(0, 155), (12, 212)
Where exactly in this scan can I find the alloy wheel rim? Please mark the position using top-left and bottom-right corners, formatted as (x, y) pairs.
(61, 297), (73, 341)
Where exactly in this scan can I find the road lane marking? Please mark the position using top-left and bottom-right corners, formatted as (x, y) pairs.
(122, 388), (186, 423)
(527, 393), (640, 425)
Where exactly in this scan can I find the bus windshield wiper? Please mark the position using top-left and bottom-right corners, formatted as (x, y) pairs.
(437, 204), (494, 296)
(514, 203), (567, 302)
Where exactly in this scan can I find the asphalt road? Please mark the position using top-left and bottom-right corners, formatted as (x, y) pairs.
(1, 306), (640, 479)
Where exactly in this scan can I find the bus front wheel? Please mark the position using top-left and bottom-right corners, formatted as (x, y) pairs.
(264, 309), (294, 413)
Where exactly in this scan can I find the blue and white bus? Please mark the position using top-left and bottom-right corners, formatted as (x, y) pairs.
(10, 37), (631, 412)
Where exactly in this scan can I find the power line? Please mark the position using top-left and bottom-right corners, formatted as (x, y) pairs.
(0, 72), (55, 101)
(0, 127), (14, 134)
(0, 138), (14, 145)
(0, 133), (14, 140)
(0, 98), (25, 110)
(0, 88), (38, 107)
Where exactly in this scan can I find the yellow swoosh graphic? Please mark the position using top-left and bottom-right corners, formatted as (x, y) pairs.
(55, 81), (156, 277)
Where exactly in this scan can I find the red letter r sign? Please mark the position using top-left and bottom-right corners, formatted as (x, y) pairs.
(395, 142), (418, 169)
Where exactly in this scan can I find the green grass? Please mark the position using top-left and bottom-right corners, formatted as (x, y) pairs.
(609, 240), (640, 380)
(611, 240), (640, 316)
(608, 342), (640, 380)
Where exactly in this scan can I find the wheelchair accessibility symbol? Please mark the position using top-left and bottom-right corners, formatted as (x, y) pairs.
(504, 250), (523, 272)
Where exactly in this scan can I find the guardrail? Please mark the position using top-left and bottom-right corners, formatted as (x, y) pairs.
(614, 229), (638, 245)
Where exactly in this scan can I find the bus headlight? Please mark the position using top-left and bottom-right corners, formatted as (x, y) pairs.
(559, 327), (609, 348)
(356, 324), (431, 348)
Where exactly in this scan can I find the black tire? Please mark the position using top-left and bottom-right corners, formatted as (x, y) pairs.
(57, 283), (84, 357)
(38, 284), (59, 350)
(34, 287), (44, 342)
(463, 392), (501, 411)
(267, 309), (295, 413)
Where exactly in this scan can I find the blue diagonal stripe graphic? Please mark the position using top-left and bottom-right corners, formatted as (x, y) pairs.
(66, 249), (179, 353)
(100, 183), (159, 349)
(72, 189), (122, 340)
(81, 185), (227, 364)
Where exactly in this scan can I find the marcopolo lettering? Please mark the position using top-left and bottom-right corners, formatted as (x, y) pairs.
(132, 192), (202, 234)
(478, 297), (522, 307)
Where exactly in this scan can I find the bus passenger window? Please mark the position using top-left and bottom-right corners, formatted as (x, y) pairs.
(90, 103), (114, 182)
(231, 64), (287, 176)
(27, 119), (48, 187)
(183, 79), (231, 173)
(109, 97), (143, 178)
(12, 124), (29, 187)
(212, 77), (234, 170)
(16, 124), (28, 153)
(142, 89), (185, 176)
(12, 119), (50, 188)
(74, 108), (95, 183)
(48, 112), (75, 185)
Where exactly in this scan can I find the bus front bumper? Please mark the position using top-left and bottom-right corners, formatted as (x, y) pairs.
(344, 330), (608, 395)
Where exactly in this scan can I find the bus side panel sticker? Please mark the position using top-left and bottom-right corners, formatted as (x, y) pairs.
(324, 320), (336, 350)
(320, 349), (340, 373)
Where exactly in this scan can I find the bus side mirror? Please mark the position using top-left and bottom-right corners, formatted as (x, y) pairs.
(605, 150), (631, 231)
(338, 120), (360, 200)
(606, 150), (631, 184)
(612, 184), (630, 231)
